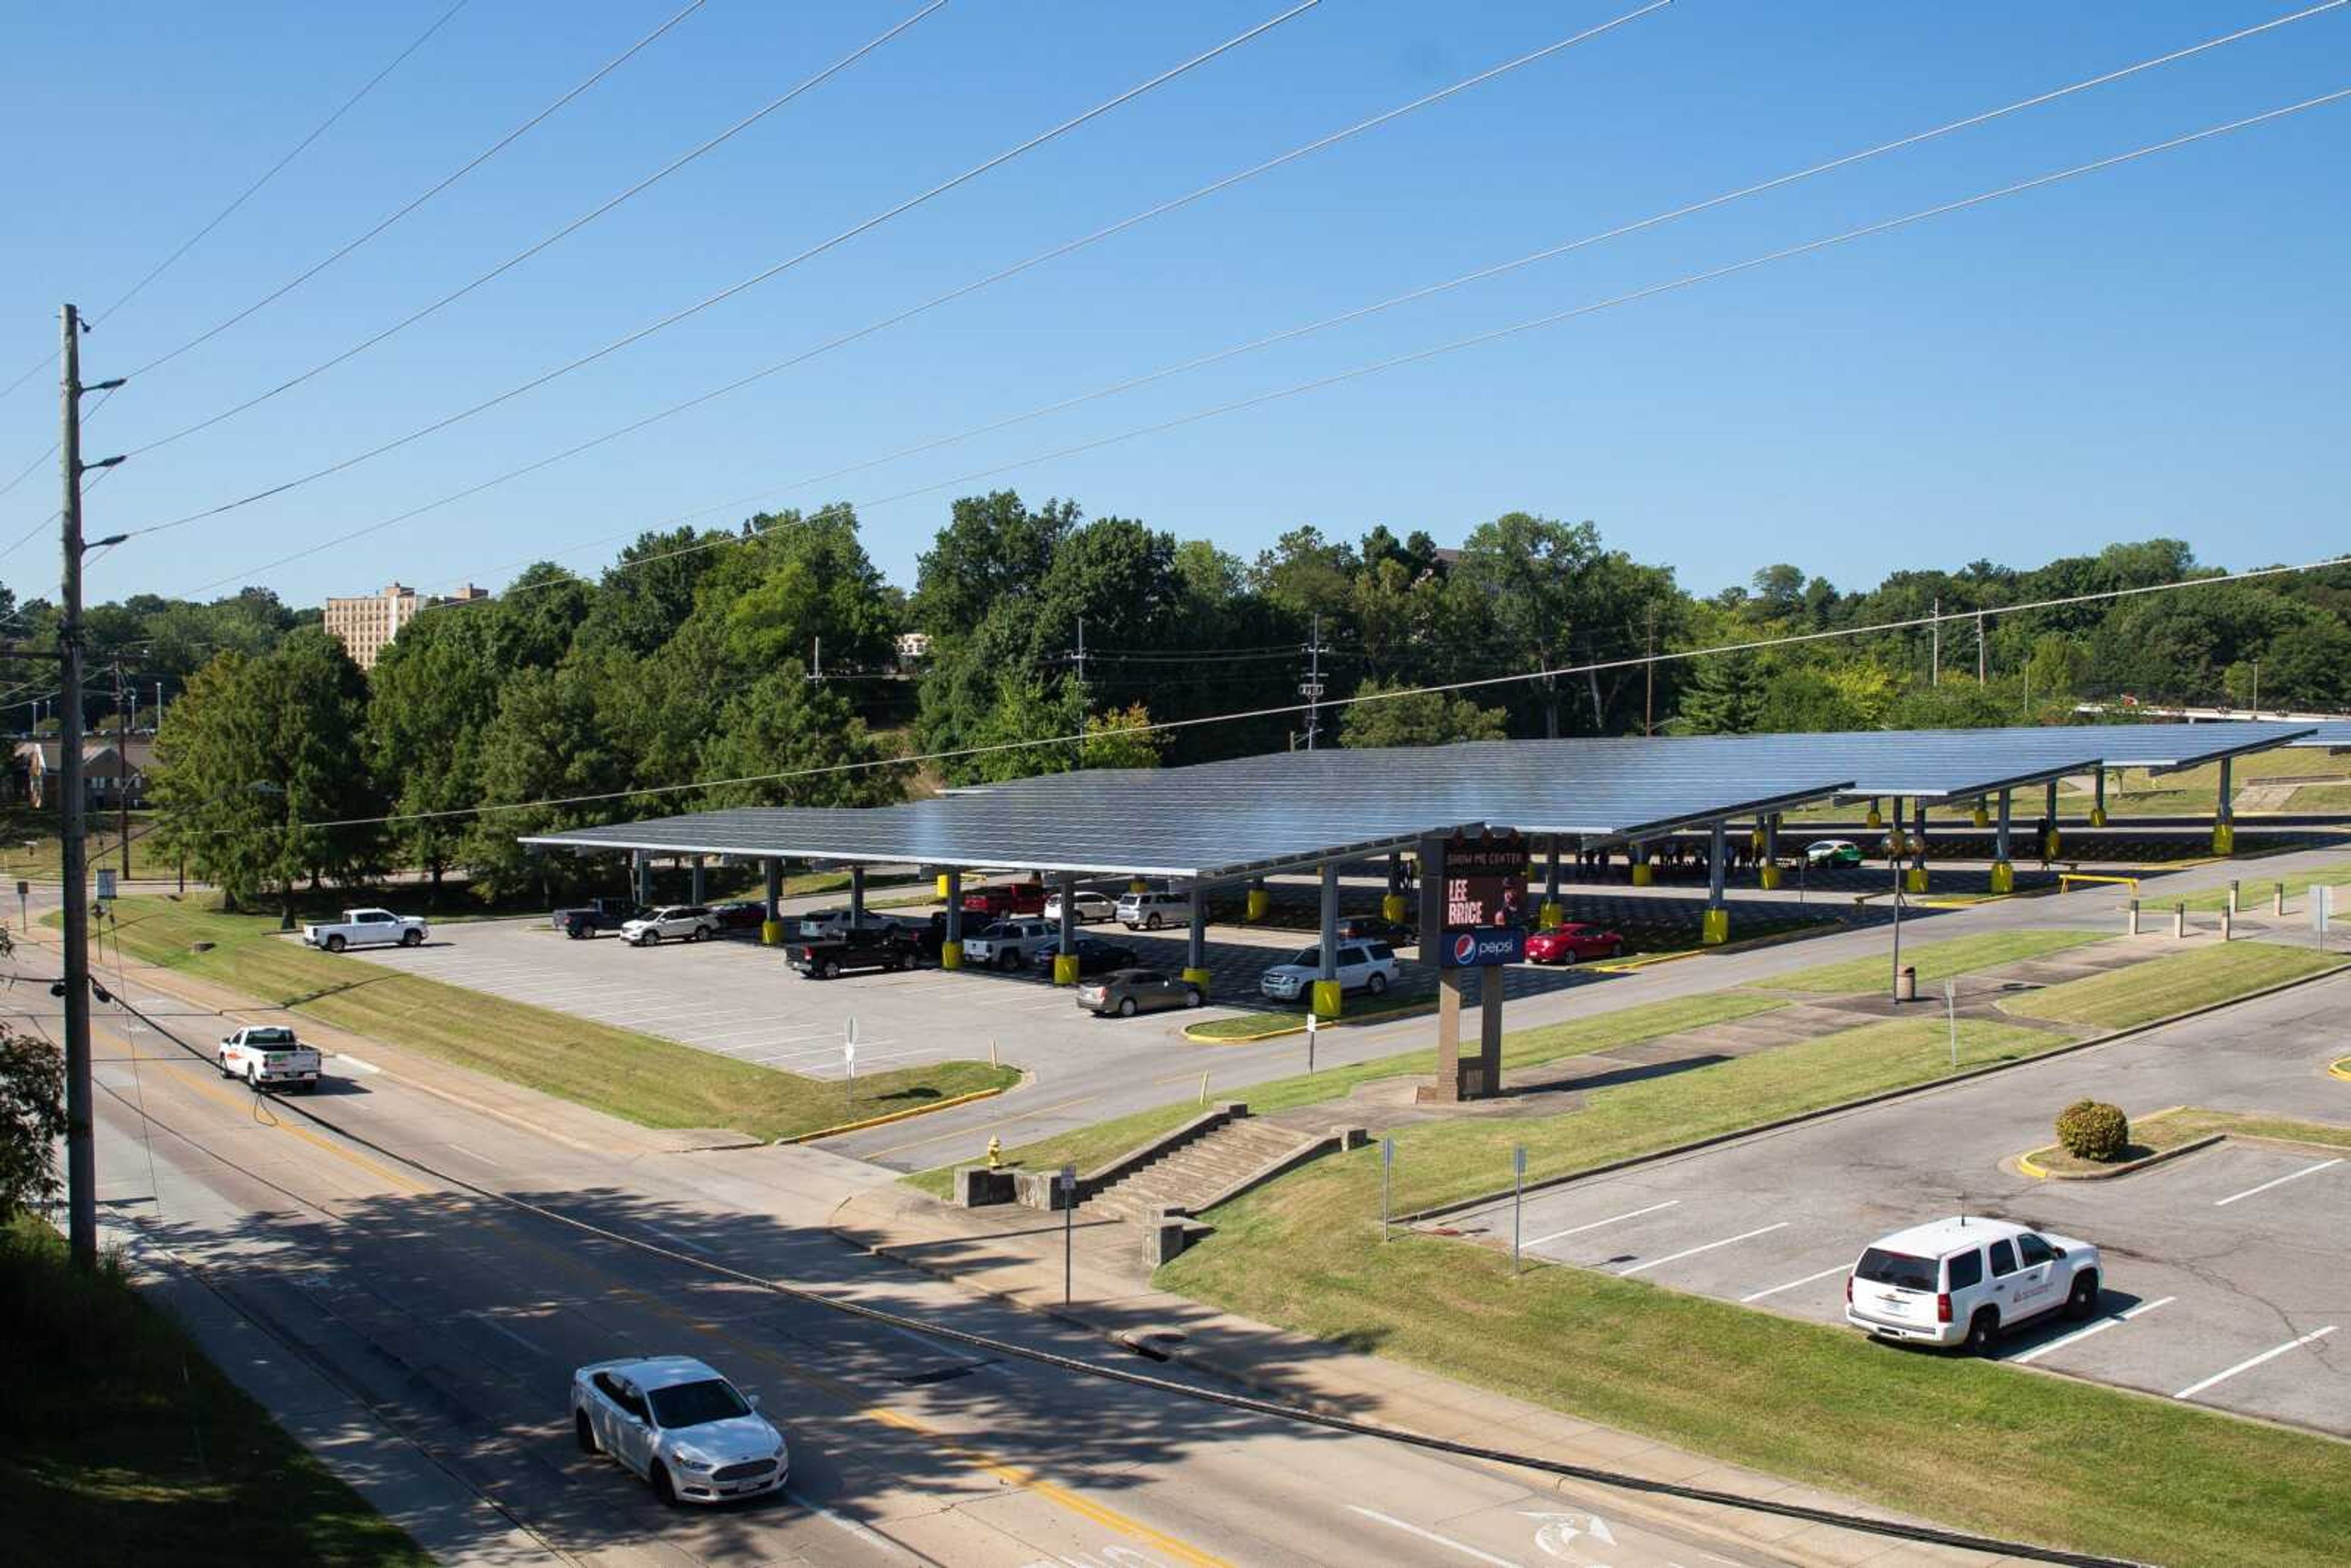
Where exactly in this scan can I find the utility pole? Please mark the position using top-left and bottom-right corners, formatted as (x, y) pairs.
(1643, 607), (1657, 736)
(1071, 615), (1087, 767)
(58, 302), (129, 1273)
(1930, 596), (1940, 687)
(113, 656), (129, 877)
(1976, 609), (1986, 684)
(806, 636), (822, 683)
(1299, 612), (1328, 750)
(2251, 659), (2261, 716)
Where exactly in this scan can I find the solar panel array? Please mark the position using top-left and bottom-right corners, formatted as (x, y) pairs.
(521, 720), (2315, 881)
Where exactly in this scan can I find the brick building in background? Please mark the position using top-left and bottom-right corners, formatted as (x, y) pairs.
(322, 582), (488, 670)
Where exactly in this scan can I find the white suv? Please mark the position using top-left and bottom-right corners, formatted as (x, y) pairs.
(1259, 941), (1399, 1002)
(1116, 890), (1193, 930)
(963, 917), (1057, 970)
(1846, 1217), (2102, 1354)
(620, 906), (719, 947)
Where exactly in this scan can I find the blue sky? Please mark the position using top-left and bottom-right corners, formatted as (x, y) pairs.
(0, 0), (2343, 610)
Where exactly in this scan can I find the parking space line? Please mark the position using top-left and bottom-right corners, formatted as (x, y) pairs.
(2173, 1325), (2338, 1400)
(1526, 1200), (1680, 1249)
(1344, 1506), (1518, 1567)
(1618, 1222), (1788, 1277)
(2213, 1158), (2342, 1207)
(2010, 1296), (2175, 1365)
(1739, 1263), (1848, 1304)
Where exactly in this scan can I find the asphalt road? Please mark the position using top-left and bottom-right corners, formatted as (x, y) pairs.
(33, 965), (1831, 1568)
(1438, 963), (2351, 1436)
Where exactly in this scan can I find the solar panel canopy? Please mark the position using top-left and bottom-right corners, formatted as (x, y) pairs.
(520, 721), (2312, 882)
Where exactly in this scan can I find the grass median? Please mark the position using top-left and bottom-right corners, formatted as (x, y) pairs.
(1753, 928), (2110, 994)
(0, 1217), (430, 1567)
(91, 896), (1016, 1142)
(904, 990), (1789, 1198)
(2173, 858), (2351, 915)
(2025, 1105), (2351, 1176)
(2000, 939), (2343, 1029)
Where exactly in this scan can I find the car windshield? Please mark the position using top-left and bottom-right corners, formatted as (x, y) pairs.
(648, 1378), (751, 1429)
(1854, 1248), (1938, 1291)
(1287, 948), (1321, 967)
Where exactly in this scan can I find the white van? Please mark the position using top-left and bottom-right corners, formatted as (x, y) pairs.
(1846, 1217), (2101, 1354)
(1115, 890), (1193, 930)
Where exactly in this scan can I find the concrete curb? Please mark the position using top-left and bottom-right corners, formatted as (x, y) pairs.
(2017, 1116), (2223, 1182)
(784, 1082), (1011, 1144)
(1403, 955), (2350, 1225)
(2330, 1057), (2351, 1083)
(1183, 997), (1436, 1044)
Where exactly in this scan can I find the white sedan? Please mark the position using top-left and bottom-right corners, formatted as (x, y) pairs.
(572, 1356), (788, 1506)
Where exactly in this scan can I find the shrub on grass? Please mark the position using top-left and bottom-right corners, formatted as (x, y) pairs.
(2055, 1099), (2129, 1161)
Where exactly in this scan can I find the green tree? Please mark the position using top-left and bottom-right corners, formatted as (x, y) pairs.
(910, 492), (1076, 639)
(365, 606), (500, 905)
(698, 666), (909, 808)
(1669, 651), (1766, 735)
(1451, 512), (1606, 738)
(714, 506), (900, 674)
(461, 664), (630, 904)
(1338, 677), (1509, 749)
(1081, 701), (1166, 769)
(0, 1021), (66, 1220)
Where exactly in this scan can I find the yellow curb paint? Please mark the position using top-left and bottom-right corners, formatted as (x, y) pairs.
(2330, 1058), (2351, 1083)
(787, 1083), (1011, 1143)
(2017, 1149), (2051, 1180)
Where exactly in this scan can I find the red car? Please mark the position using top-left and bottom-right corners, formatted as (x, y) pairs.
(962, 881), (1047, 919)
(1524, 922), (1625, 965)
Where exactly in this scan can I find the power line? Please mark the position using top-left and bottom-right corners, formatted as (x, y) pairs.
(121, 0), (713, 383)
(338, 4), (2347, 606)
(156, 0), (1671, 595)
(203, 552), (2351, 836)
(402, 85), (2351, 610)
(0, 0), (472, 411)
(110, 0), (950, 464)
(121, 0), (1324, 537)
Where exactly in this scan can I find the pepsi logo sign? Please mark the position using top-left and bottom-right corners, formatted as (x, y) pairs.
(1451, 931), (1479, 965)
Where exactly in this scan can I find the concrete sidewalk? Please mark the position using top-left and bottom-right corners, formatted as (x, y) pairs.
(830, 1183), (2032, 1568)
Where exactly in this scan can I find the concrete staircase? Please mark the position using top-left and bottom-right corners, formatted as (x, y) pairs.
(1085, 1116), (1317, 1226)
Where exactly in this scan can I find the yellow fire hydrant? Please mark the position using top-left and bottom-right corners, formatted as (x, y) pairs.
(986, 1136), (1003, 1170)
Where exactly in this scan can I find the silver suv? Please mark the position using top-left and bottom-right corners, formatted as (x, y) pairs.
(963, 917), (1057, 970)
(1115, 890), (1193, 930)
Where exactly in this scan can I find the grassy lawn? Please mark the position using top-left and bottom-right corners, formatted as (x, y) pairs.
(93, 896), (1016, 1142)
(1161, 1162), (2350, 1568)
(0, 1217), (430, 1567)
(2285, 782), (2351, 812)
(1, 814), (179, 880)
(905, 991), (1789, 1198)
(2174, 858), (2351, 914)
(2000, 940), (2344, 1030)
(1754, 929), (2110, 994)
(2025, 1105), (2351, 1175)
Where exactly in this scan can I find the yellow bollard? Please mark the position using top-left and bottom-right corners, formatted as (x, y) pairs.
(937, 873), (952, 900)
(1865, 805), (1883, 829)
(940, 939), (962, 971)
(986, 1136), (1003, 1170)
(1245, 887), (1271, 921)
(760, 918), (786, 946)
(1181, 966), (1211, 992)
(1311, 979), (1343, 1020)
(2212, 820), (2235, 856)
(1988, 861), (2015, 894)
(1538, 900), (1564, 928)
(1381, 892), (1408, 923)
(1052, 953), (1080, 986)
(1971, 801), (1990, 828)
(2090, 806), (2109, 828)
(1905, 866), (1930, 894)
(2045, 827), (2063, 860)
(1700, 907), (1730, 945)
(1631, 862), (1654, 887)
(1758, 863), (1782, 890)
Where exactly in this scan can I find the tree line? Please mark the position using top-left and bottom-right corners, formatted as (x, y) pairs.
(7, 495), (2343, 914)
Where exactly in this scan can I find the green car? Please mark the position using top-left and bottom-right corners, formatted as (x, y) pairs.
(1805, 839), (1864, 868)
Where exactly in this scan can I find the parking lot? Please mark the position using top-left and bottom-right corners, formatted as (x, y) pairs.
(1433, 964), (2351, 1435)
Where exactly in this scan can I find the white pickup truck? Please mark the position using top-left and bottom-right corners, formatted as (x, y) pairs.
(301, 907), (429, 952)
(217, 1025), (322, 1092)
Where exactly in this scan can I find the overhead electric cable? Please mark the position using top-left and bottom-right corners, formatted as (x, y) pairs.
(119, 0), (1323, 530)
(121, 0), (714, 382)
(184, 0), (2332, 597)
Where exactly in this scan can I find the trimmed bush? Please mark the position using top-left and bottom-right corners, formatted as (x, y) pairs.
(2055, 1098), (2130, 1162)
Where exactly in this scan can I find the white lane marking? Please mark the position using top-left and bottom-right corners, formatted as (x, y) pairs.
(1739, 1264), (1849, 1304)
(442, 1142), (501, 1168)
(2174, 1325), (2338, 1400)
(468, 1312), (547, 1357)
(641, 1226), (711, 1256)
(2213, 1157), (2343, 1207)
(328, 1053), (380, 1075)
(1526, 1199), (1680, 1249)
(1618, 1222), (1789, 1278)
(787, 1491), (917, 1561)
(2010, 1296), (2175, 1365)
(1346, 1505), (1520, 1567)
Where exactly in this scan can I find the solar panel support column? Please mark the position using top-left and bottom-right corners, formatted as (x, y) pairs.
(2045, 780), (2062, 861)
(634, 851), (651, 907)
(1990, 790), (2014, 894)
(1865, 797), (1883, 829)
(1540, 836), (1563, 927)
(850, 865), (867, 925)
(1758, 814), (1782, 890)
(1053, 872), (1079, 986)
(1905, 799), (1930, 895)
(942, 870), (964, 970)
(760, 857), (784, 945)
(1246, 876), (1270, 923)
(1182, 880), (1209, 992)
(1383, 854), (1409, 923)
(2213, 757), (2235, 855)
(689, 855), (705, 906)
(2091, 767), (2109, 828)
(1630, 839), (1652, 887)
(1313, 861), (1341, 1020)
(1702, 820), (1730, 945)
(1887, 797), (1905, 860)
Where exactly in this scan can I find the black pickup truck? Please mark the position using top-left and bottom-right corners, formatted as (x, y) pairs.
(552, 898), (643, 939)
(786, 923), (920, 979)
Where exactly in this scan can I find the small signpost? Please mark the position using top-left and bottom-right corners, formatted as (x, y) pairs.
(1305, 1007), (1318, 1073)
(842, 1016), (859, 1116)
(2314, 885), (2334, 952)
(1380, 1135), (1394, 1243)
(1512, 1143), (1527, 1275)
(1944, 978), (1959, 1070)
(1060, 1162), (1079, 1304)
(15, 878), (25, 931)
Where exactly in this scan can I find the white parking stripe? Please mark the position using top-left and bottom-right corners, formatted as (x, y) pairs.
(2213, 1158), (2342, 1207)
(2174, 1326), (2337, 1400)
(1345, 1506), (1519, 1567)
(1739, 1264), (1849, 1304)
(2009, 1296), (2174, 1365)
(1618, 1222), (1788, 1277)
(1526, 1200), (1680, 1249)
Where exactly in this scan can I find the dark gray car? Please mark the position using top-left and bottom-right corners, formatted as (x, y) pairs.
(1075, 967), (1205, 1018)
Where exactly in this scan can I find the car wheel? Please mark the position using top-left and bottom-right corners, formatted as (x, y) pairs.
(1609, 942), (1624, 959)
(575, 1411), (598, 1455)
(1365, 972), (1389, 997)
(649, 1461), (678, 1507)
(246, 1066), (262, 1092)
(401, 928), (423, 947)
(1963, 1308), (2000, 1357)
(1184, 987), (1203, 1008)
(217, 1054), (233, 1079)
(1561, 948), (1577, 967)
(820, 959), (838, 980)
(1146, 913), (1163, 930)
(325, 934), (346, 953)
(2063, 1272), (2100, 1322)
(1001, 952), (1019, 972)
